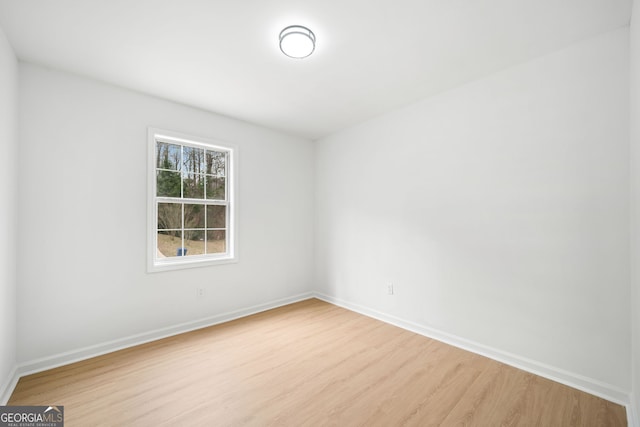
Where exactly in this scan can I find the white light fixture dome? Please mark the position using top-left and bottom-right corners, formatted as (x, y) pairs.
(279, 25), (316, 59)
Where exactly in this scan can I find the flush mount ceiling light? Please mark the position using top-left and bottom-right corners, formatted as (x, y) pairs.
(279, 25), (316, 59)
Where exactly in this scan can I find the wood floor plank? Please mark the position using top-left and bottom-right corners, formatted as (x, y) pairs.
(8, 299), (627, 426)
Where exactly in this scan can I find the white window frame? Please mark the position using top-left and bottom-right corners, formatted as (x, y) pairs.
(147, 128), (237, 272)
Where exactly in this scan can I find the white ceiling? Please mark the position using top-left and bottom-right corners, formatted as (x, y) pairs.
(0, 0), (632, 140)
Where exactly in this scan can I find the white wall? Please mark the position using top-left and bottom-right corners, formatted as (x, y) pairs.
(630, 0), (640, 421)
(316, 28), (630, 392)
(0, 25), (18, 399)
(17, 64), (315, 363)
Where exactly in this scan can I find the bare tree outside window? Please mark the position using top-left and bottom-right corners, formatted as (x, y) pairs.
(153, 135), (230, 261)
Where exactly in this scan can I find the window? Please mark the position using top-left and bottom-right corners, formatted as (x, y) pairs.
(148, 128), (236, 272)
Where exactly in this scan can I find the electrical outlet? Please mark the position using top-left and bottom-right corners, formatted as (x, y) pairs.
(387, 284), (394, 295)
(196, 288), (205, 298)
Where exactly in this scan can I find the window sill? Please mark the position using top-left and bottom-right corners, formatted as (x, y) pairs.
(147, 255), (238, 273)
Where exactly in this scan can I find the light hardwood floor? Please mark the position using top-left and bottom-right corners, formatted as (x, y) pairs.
(9, 299), (626, 426)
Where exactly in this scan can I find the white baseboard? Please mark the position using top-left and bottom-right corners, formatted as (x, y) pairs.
(0, 366), (19, 405)
(313, 292), (631, 408)
(15, 292), (314, 379)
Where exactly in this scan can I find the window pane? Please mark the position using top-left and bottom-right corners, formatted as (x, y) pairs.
(184, 204), (205, 228)
(207, 230), (226, 254)
(206, 205), (226, 228)
(206, 176), (226, 200)
(157, 171), (181, 197)
(205, 150), (226, 176)
(183, 173), (205, 199)
(151, 130), (234, 269)
(157, 203), (182, 230)
(184, 230), (205, 256)
(157, 231), (182, 258)
(183, 146), (205, 174)
(156, 142), (181, 170)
